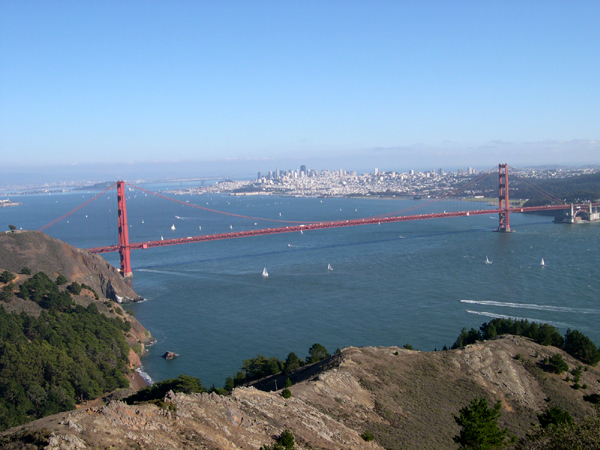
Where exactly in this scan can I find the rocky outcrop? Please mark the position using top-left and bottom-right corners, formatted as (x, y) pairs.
(2, 337), (599, 449)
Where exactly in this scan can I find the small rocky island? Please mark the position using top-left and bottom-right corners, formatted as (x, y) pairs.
(162, 351), (179, 360)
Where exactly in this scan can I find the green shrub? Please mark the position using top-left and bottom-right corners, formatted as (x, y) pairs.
(20, 267), (32, 275)
(260, 429), (295, 450)
(0, 270), (15, 283)
(281, 388), (292, 399)
(284, 378), (292, 388)
(55, 274), (68, 285)
(538, 406), (573, 428)
(0, 284), (14, 302)
(361, 430), (375, 441)
(66, 282), (82, 295)
(403, 343), (414, 350)
(547, 354), (569, 374)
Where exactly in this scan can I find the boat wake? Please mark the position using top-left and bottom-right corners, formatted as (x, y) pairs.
(466, 310), (570, 327)
(137, 268), (202, 279)
(460, 300), (600, 314)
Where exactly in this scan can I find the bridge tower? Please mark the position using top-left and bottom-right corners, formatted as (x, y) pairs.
(497, 163), (511, 232)
(117, 181), (133, 278)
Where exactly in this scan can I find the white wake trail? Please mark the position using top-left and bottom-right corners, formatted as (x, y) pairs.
(460, 300), (600, 314)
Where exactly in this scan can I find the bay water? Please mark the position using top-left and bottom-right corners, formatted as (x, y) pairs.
(2, 187), (599, 388)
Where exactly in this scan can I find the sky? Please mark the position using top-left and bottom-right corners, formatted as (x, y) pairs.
(1, 1), (599, 182)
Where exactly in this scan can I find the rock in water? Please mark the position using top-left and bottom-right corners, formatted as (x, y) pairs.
(162, 351), (179, 360)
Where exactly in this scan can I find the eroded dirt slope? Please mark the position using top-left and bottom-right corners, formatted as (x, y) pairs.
(2, 336), (599, 449)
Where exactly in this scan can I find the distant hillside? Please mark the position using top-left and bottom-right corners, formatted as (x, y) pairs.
(2, 336), (599, 449)
(72, 181), (115, 191)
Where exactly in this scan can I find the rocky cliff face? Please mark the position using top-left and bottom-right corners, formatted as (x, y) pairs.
(0, 231), (140, 302)
(2, 336), (599, 449)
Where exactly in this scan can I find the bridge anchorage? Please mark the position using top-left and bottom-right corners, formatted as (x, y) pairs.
(554, 202), (600, 224)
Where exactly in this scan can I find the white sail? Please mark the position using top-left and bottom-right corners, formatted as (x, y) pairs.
(171, 224), (176, 230)
(540, 258), (545, 266)
(485, 256), (492, 264)
(262, 267), (268, 277)
(160, 236), (164, 240)
(327, 263), (333, 271)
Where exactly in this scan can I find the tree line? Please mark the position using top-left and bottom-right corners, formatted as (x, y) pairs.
(451, 318), (600, 366)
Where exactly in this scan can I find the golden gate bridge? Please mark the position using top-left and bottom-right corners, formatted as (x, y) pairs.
(37, 164), (600, 278)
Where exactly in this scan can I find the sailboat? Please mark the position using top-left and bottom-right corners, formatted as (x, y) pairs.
(540, 258), (545, 266)
(327, 263), (333, 271)
(171, 224), (176, 230)
(262, 267), (269, 277)
(485, 256), (492, 265)
(160, 236), (164, 241)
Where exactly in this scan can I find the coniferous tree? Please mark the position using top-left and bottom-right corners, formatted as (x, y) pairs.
(453, 398), (507, 450)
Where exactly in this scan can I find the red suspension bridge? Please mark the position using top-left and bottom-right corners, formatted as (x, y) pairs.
(37, 164), (600, 278)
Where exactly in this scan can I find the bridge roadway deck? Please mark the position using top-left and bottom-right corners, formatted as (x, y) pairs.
(87, 204), (583, 254)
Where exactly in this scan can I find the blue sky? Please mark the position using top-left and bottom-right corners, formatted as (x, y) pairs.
(1, 1), (599, 179)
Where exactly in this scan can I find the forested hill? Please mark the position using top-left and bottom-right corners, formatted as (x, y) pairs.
(518, 171), (600, 205)
(460, 171), (600, 205)
(0, 231), (153, 431)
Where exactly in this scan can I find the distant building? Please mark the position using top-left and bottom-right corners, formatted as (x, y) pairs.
(300, 164), (307, 173)
(468, 167), (474, 175)
(438, 168), (444, 176)
(257, 172), (262, 180)
(374, 168), (379, 175)
(410, 169), (414, 175)
(275, 167), (279, 180)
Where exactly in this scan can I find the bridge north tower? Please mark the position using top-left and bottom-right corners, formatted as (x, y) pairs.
(497, 163), (512, 232)
(117, 181), (133, 278)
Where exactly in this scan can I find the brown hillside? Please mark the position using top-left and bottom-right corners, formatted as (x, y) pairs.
(0, 230), (140, 302)
(2, 336), (599, 449)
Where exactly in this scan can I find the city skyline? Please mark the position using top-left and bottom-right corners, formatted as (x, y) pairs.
(1, 1), (599, 181)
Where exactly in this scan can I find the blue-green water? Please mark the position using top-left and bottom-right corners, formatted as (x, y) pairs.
(2, 189), (599, 388)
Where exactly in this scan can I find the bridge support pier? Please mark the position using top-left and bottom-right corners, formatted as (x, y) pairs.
(496, 163), (513, 232)
(117, 181), (133, 278)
